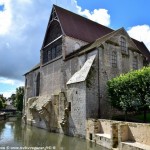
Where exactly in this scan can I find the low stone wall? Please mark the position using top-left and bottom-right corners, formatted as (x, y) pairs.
(119, 122), (150, 150)
(86, 119), (150, 150)
(86, 119), (118, 149)
(0, 114), (7, 121)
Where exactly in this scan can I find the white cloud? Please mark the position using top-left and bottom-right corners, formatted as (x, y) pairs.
(71, 0), (110, 26)
(0, 77), (24, 86)
(78, 8), (110, 26)
(2, 91), (15, 98)
(0, 77), (24, 98)
(0, 77), (15, 85)
(0, 0), (12, 35)
(127, 25), (150, 50)
(0, 0), (111, 81)
(0, 0), (51, 80)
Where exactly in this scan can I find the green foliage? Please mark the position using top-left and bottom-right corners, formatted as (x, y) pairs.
(0, 94), (6, 110)
(10, 94), (16, 106)
(15, 87), (24, 111)
(107, 67), (150, 113)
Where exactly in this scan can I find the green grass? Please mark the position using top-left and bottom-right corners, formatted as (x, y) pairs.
(134, 113), (150, 122)
(112, 113), (150, 123)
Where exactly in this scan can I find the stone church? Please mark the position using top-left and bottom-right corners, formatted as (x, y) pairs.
(23, 5), (150, 138)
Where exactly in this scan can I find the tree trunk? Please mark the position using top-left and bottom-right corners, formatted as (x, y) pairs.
(144, 109), (147, 123)
(125, 110), (127, 121)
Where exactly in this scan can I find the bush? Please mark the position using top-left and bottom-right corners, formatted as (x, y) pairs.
(107, 67), (150, 121)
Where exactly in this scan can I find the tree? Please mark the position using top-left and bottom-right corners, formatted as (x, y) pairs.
(10, 94), (16, 106)
(15, 87), (24, 111)
(107, 67), (150, 121)
(0, 94), (6, 110)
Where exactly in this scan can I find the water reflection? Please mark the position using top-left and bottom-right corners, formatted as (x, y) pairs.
(0, 118), (109, 150)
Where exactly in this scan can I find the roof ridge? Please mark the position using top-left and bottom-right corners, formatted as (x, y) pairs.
(53, 4), (114, 32)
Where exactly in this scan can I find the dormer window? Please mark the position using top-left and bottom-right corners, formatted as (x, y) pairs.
(120, 37), (127, 53)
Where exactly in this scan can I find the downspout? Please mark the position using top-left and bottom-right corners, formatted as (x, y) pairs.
(97, 47), (101, 118)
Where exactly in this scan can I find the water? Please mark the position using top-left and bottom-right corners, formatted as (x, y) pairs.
(0, 117), (108, 150)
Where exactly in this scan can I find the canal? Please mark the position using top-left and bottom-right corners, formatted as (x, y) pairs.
(0, 117), (108, 150)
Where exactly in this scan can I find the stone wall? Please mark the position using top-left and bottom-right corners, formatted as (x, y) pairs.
(87, 119), (150, 150)
(86, 51), (99, 119)
(98, 31), (144, 118)
(119, 122), (150, 150)
(24, 30), (145, 139)
(40, 58), (64, 97)
(67, 82), (86, 138)
(63, 36), (87, 57)
(25, 68), (40, 100)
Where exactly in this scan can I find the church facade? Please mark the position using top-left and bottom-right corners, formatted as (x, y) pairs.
(23, 5), (150, 138)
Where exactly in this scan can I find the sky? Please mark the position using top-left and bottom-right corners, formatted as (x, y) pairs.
(0, 0), (150, 98)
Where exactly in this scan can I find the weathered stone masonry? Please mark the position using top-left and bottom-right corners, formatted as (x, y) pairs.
(23, 5), (150, 139)
(86, 119), (150, 150)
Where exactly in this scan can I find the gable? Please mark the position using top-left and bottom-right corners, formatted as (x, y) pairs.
(43, 20), (62, 46)
(108, 28), (140, 52)
(42, 7), (63, 48)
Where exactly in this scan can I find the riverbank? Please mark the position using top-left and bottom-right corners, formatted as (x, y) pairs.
(0, 111), (22, 121)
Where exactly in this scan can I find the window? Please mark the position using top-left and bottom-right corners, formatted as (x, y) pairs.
(48, 50), (52, 61)
(112, 51), (117, 68)
(43, 50), (48, 64)
(56, 45), (62, 57)
(133, 56), (138, 70)
(52, 47), (56, 59)
(120, 37), (127, 52)
(42, 38), (62, 64)
(36, 72), (40, 96)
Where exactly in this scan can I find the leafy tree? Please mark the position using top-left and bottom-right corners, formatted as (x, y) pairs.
(107, 67), (150, 121)
(15, 87), (24, 111)
(0, 94), (6, 110)
(10, 94), (16, 106)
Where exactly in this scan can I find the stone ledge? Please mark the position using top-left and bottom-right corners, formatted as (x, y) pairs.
(121, 141), (150, 150)
(95, 133), (111, 139)
(95, 133), (112, 149)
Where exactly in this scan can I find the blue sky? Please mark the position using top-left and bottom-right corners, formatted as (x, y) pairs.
(77, 0), (150, 29)
(0, 0), (150, 98)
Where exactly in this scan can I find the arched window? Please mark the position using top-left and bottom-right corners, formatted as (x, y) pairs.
(36, 72), (40, 96)
(112, 51), (117, 68)
(133, 56), (138, 70)
(120, 37), (127, 52)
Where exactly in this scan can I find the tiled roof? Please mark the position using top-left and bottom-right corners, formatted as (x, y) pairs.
(54, 5), (150, 62)
(24, 63), (40, 75)
(54, 5), (113, 43)
(132, 39), (150, 62)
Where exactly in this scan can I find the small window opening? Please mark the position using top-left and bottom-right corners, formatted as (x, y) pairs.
(68, 102), (71, 111)
(89, 133), (93, 141)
